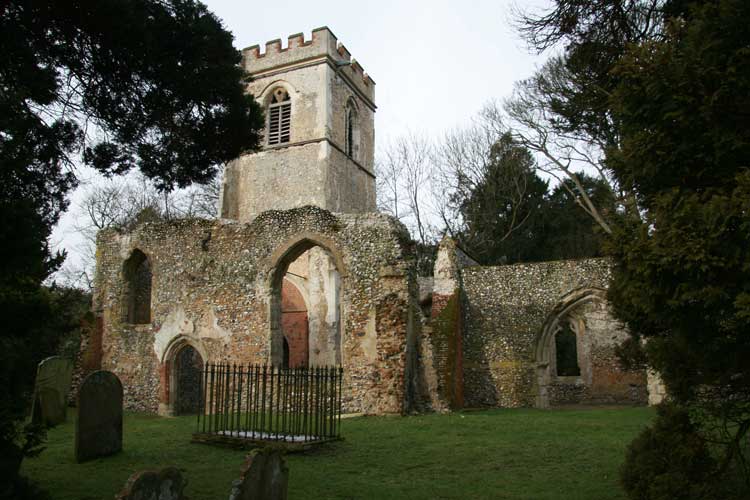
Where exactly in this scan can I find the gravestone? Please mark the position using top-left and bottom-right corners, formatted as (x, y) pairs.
(229, 448), (288, 500)
(31, 356), (73, 426)
(115, 467), (186, 500)
(75, 370), (123, 463)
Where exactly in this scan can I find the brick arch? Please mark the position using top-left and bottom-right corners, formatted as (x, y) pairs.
(534, 287), (606, 408)
(266, 233), (347, 367)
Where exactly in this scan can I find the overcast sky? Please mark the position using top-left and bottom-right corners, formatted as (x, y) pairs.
(206, 0), (549, 139)
(51, 0), (552, 281)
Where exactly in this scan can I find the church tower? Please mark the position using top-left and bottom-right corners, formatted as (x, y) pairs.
(219, 27), (377, 221)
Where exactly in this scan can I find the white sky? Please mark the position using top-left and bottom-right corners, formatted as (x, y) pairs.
(206, 0), (549, 139)
(51, 0), (551, 280)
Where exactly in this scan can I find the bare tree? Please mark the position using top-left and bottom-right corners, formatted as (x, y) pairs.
(57, 168), (225, 290)
(498, 64), (621, 234)
(433, 110), (506, 238)
(378, 133), (436, 247)
(171, 165), (224, 219)
(375, 152), (404, 220)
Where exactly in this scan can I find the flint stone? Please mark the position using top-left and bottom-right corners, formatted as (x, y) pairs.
(228, 448), (288, 500)
(75, 370), (123, 463)
(31, 355), (73, 426)
(115, 467), (186, 500)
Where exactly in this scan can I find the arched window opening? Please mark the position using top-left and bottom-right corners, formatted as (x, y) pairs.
(267, 88), (291, 145)
(555, 319), (581, 377)
(123, 249), (151, 324)
(345, 100), (359, 160)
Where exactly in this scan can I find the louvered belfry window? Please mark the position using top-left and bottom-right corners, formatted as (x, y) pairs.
(267, 88), (291, 145)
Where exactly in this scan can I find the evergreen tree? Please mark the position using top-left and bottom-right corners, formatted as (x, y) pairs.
(541, 174), (613, 261)
(457, 134), (549, 264)
(0, 0), (264, 495)
(457, 135), (610, 265)
(607, 1), (750, 495)
(517, 1), (750, 495)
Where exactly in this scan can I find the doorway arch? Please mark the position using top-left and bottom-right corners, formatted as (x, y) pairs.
(162, 337), (207, 415)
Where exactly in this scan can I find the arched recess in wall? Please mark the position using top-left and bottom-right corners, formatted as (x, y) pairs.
(534, 287), (606, 408)
(161, 336), (207, 416)
(122, 248), (152, 324)
(267, 234), (347, 368)
(344, 97), (360, 160)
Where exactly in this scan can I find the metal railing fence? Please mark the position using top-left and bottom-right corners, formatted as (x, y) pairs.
(195, 363), (343, 443)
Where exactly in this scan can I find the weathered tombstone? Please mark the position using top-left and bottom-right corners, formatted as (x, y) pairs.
(75, 370), (123, 463)
(229, 448), (288, 500)
(31, 355), (73, 427)
(115, 467), (187, 500)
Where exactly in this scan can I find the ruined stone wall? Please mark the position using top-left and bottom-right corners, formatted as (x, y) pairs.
(94, 207), (417, 415)
(461, 258), (647, 408)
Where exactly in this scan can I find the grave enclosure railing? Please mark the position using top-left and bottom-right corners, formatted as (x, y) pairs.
(194, 363), (343, 446)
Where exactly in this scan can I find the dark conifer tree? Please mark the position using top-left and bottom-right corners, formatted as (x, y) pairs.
(0, 1), (264, 494)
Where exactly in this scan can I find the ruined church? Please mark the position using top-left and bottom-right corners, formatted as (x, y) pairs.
(92, 28), (658, 417)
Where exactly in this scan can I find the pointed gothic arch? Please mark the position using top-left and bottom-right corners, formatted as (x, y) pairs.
(267, 233), (347, 367)
(534, 287), (606, 408)
(345, 98), (360, 160)
(160, 336), (207, 416)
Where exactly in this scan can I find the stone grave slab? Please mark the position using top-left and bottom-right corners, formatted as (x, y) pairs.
(31, 355), (73, 427)
(75, 370), (123, 463)
(229, 448), (288, 500)
(115, 467), (186, 500)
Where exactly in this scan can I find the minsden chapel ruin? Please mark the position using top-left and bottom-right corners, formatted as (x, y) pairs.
(92, 27), (662, 416)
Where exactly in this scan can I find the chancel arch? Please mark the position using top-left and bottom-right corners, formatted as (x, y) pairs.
(267, 234), (346, 368)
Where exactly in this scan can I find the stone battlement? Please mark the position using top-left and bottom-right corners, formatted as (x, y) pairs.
(241, 27), (375, 103)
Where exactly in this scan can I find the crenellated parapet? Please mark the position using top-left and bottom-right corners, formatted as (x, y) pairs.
(241, 27), (375, 104)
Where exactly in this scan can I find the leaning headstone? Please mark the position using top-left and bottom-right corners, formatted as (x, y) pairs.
(229, 448), (288, 500)
(75, 370), (123, 463)
(115, 467), (187, 500)
(31, 355), (73, 426)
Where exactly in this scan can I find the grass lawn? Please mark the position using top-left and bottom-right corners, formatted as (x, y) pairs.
(22, 406), (654, 500)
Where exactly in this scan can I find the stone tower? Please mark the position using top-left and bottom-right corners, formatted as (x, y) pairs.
(219, 27), (377, 222)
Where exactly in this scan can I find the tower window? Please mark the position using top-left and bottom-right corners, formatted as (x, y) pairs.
(345, 100), (359, 159)
(268, 88), (291, 145)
